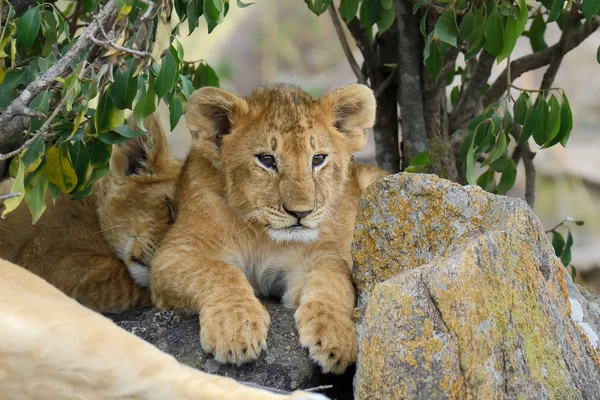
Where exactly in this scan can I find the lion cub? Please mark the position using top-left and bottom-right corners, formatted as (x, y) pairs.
(0, 114), (182, 313)
(150, 83), (387, 374)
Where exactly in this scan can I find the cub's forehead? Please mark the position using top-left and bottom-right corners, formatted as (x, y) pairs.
(243, 84), (326, 134)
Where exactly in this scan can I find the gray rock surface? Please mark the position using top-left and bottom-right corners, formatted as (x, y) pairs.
(107, 299), (324, 393)
(352, 173), (600, 400)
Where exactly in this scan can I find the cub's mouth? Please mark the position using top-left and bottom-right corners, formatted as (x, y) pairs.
(266, 225), (320, 244)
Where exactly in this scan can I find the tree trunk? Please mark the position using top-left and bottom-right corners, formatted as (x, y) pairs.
(395, 0), (428, 170)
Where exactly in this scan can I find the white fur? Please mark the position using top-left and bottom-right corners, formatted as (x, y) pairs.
(123, 238), (151, 288)
(267, 228), (319, 244)
(127, 263), (151, 288)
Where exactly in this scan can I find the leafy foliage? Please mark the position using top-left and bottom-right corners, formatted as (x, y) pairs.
(547, 218), (585, 280)
(0, 0), (236, 223)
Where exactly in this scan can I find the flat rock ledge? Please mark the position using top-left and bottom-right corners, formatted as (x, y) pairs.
(107, 299), (334, 394)
(352, 173), (600, 400)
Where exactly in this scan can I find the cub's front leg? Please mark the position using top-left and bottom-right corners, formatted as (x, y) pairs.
(293, 256), (357, 374)
(151, 240), (270, 365)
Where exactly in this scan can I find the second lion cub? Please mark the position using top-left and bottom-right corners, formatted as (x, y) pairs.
(151, 83), (387, 374)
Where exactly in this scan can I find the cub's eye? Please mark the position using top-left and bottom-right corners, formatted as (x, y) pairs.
(256, 154), (277, 170)
(312, 154), (327, 167)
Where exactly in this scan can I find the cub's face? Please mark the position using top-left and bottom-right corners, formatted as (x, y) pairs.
(186, 84), (376, 244)
(96, 114), (182, 287)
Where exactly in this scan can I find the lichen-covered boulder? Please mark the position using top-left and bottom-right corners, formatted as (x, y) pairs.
(107, 299), (322, 392)
(352, 173), (600, 399)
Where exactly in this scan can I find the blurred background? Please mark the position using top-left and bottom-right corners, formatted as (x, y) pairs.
(161, 0), (600, 291)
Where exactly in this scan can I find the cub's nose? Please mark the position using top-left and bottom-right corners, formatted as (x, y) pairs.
(283, 205), (313, 221)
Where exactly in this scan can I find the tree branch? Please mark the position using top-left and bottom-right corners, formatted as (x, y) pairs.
(484, 15), (600, 107)
(345, 18), (380, 86)
(0, 0), (117, 146)
(0, 192), (21, 201)
(328, 5), (366, 84)
(450, 50), (495, 130)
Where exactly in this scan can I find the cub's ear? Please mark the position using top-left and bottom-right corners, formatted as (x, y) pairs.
(111, 113), (179, 177)
(186, 87), (249, 165)
(320, 84), (376, 153)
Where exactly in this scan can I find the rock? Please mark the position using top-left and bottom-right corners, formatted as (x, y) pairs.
(352, 173), (600, 399)
(107, 299), (322, 393)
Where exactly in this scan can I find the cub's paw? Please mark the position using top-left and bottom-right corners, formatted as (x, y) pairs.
(199, 299), (270, 365)
(295, 301), (358, 374)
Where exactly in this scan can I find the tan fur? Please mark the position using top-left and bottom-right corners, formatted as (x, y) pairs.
(0, 114), (182, 313)
(0, 257), (328, 400)
(151, 83), (388, 374)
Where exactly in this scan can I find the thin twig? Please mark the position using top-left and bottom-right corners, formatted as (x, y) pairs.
(345, 18), (380, 86)
(374, 65), (398, 98)
(91, 36), (152, 58)
(0, 192), (21, 201)
(328, 5), (366, 84)
(304, 385), (333, 392)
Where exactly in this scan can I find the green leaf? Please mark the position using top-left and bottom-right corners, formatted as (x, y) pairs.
(154, 51), (179, 99)
(237, 0), (254, 7)
(474, 121), (490, 146)
(41, 144), (78, 194)
(17, 6), (40, 50)
(169, 93), (184, 130)
(111, 59), (139, 110)
(503, 108), (513, 135)
(193, 63), (220, 88)
(28, 91), (50, 133)
(377, 4), (395, 33)
(513, 92), (530, 124)
(98, 131), (130, 145)
(597, 44), (600, 64)
(408, 151), (430, 167)
(382, 0), (393, 10)
(465, 138), (476, 185)
(425, 41), (442, 81)
(548, 0), (565, 22)
(68, 141), (91, 192)
(484, 6), (504, 56)
(48, 182), (60, 204)
(133, 82), (157, 131)
(529, 13), (548, 52)
(490, 150), (509, 172)
(482, 131), (507, 166)
(543, 94), (561, 146)
(498, 0), (528, 62)
(205, 0), (225, 23)
(305, 0), (332, 15)
(412, 0), (427, 14)
(2, 159), (26, 217)
(359, 0), (381, 27)
(558, 93), (573, 147)
(434, 8), (459, 47)
(95, 88), (125, 133)
(25, 174), (48, 224)
(460, 131), (474, 178)
(0, 69), (29, 108)
(552, 231), (565, 257)
(88, 139), (112, 168)
(531, 96), (549, 146)
(187, 0), (203, 33)
(519, 102), (535, 145)
(420, 9), (429, 37)
(339, 0), (359, 21)
(582, 0), (600, 22)
(180, 74), (194, 99)
(21, 136), (45, 175)
(459, 8), (476, 38)
(560, 230), (573, 266)
(497, 157), (516, 194)
(574, 220), (585, 226)
(476, 168), (497, 192)
(112, 123), (146, 139)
